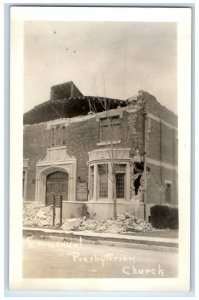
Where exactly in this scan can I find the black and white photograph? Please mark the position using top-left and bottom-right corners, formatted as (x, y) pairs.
(9, 6), (191, 292)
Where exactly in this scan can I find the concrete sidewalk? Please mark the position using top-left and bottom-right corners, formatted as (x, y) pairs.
(23, 227), (178, 249)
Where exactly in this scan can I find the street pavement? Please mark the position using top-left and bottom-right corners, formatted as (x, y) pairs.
(23, 227), (179, 248)
(23, 237), (178, 278)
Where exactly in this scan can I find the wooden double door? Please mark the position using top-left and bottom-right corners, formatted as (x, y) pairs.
(46, 171), (68, 206)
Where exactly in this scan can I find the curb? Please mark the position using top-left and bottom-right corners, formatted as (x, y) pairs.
(23, 227), (178, 249)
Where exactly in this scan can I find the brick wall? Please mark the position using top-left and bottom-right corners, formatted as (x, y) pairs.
(146, 163), (177, 206)
(23, 123), (50, 201)
(139, 91), (177, 127)
(147, 118), (161, 161)
(23, 109), (144, 202)
(63, 117), (98, 180)
(146, 113), (178, 206)
(147, 118), (177, 165)
(23, 104), (177, 206)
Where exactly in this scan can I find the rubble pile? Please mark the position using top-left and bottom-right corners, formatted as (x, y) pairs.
(23, 202), (53, 228)
(23, 203), (152, 234)
(74, 212), (152, 234)
(61, 218), (82, 230)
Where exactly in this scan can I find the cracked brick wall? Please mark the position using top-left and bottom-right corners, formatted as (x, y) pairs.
(23, 91), (178, 208)
(23, 109), (144, 202)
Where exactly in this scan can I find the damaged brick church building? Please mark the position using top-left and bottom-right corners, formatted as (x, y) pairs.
(23, 81), (178, 222)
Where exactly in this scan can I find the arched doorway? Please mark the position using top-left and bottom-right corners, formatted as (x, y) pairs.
(46, 171), (68, 206)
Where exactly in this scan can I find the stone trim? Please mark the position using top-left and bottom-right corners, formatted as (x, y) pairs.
(35, 147), (77, 204)
(146, 157), (177, 171)
(88, 148), (131, 202)
(97, 140), (121, 146)
(88, 148), (131, 162)
(96, 109), (123, 122)
(147, 112), (177, 131)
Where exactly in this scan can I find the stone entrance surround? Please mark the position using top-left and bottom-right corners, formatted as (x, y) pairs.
(35, 146), (76, 204)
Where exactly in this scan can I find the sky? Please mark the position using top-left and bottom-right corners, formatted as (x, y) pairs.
(24, 21), (177, 113)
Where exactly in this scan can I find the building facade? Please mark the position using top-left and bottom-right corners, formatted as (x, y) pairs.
(23, 82), (178, 221)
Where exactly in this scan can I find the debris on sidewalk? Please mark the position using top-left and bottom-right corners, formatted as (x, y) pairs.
(72, 213), (152, 234)
(23, 202), (53, 228)
(23, 202), (152, 233)
(61, 218), (81, 230)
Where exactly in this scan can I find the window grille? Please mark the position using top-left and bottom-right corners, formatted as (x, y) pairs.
(165, 183), (172, 203)
(90, 166), (94, 199)
(99, 116), (120, 142)
(115, 164), (126, 198)
(98, 164), (108, 198)
(50, 125), (66, 147)
(51, 127), (55, 146)
(22, 171), (25, 198)
(55, 126), (61, 145)
(116, 173), (125, 198)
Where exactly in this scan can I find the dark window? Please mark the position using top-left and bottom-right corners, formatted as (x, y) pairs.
(116, 173), (125, 198)
(90, 166), (94, 199)
(115, 164), (126, 198)
(55, 126), (61, 145)
(48, 171), (68, 179)
(62, 126), (66, 145)
(51, 127), (55, 146)
(22, 170), (25, 198)
(165, 183), (172, 203)
(50, 125), (66, 147)
(98, 164), (108, 198)
(99, 116), (120, 143)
